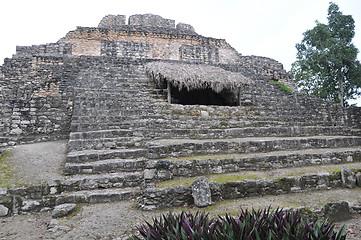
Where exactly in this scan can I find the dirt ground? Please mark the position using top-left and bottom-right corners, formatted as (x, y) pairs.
(0, 141), (361, 239)
(1, 191), (361, 240)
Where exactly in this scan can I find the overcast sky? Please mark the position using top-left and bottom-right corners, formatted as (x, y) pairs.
(1, 0), (360, 104)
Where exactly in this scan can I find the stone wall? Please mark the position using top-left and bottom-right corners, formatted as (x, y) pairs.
(144, 150), (361, 184)
(179, 45), (219, 63)
(176, 23), (195, 33)
(101, 41), (151, 58)
(60, 27), (240, 64)
(15, 43), (72, 57)
(0, 56), (77, 139)
(346, 107), (361, 129)
(0, 164), (359, 215)
(59, 13), (240, 64)
(221, 55), (295, 89)
(1, 12), (360, 142)
(129, 14), (175, 29)
(140, 170), (359, 210)
(0, 170), (143, 216)
(98, 15), (126, 28)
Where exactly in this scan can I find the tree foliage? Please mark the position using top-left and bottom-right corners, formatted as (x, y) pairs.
(290, 2), (361, 106)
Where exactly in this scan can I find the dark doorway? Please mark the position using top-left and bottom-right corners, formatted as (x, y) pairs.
(170, 86), (238, 106)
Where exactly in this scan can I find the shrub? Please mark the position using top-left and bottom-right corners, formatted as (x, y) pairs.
(270, 80), (292, 94)
(130, 208), (346, 240)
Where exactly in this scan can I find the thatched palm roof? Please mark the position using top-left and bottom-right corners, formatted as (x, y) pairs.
(145, 61), (252, 93)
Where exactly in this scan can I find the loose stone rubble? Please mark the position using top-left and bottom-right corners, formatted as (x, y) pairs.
(52, 203), (77, 218)
(323, 201), (352, 222)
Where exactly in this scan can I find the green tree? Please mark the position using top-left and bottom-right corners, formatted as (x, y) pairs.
(290, 2), (361, 106)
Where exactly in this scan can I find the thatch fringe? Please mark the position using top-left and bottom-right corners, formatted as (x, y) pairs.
(145, 61), (251, 93)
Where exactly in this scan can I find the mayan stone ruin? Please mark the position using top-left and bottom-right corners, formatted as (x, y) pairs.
(0, 14), (360, 215)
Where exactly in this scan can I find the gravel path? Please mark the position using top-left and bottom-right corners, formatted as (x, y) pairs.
(1, 190), (361, 239)
(6, 140), (66, 186)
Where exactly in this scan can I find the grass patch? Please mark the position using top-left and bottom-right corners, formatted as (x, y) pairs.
(274, 163), (361, 180)
(0, 150), (16, 188)
(219, 121), (229, 126)
(156, 172), (261, 188)
(156, 177), (194, 188)
(64, 203), (84, 219)
(161, 154), (244, 162)
(0, 150), (30, 188)
(156, 161), (361, 188)
(270, 80), (292, 94)
(209, 173), (259, 183)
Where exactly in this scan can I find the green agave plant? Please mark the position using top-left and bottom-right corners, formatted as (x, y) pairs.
(130, 208), (346, 240)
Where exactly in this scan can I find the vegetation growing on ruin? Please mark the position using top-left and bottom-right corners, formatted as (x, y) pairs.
(130, 209), (346, 240)
(156, 173), (260, 188)
(270, 80), (292, 94)
(0, 151), (16, 188)
(162, 154), (244, 162)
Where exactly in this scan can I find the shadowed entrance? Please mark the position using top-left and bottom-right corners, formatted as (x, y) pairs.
(170, 86), (238, 106)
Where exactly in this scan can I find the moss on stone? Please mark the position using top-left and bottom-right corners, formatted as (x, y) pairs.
(0, 151), (15, 188)
(270, 80), (292, 94)
(162, 153), (244, 161)
(156, 162), (361, 189)
(64, 203), (84, 219)
(156, 172), (260, 188)
(219, 121), (229, 126)
(208, 173), (259, 183)
(328, 172), (342, 181)
(0, 150), (28, 188)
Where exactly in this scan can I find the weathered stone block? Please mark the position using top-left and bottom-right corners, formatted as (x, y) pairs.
(22, 200), (41, 212)
(355, 172), (361, 187)
(52, 203), (77, 218)
(0, 188), (11, 205)
(0, 205), (9, 217)
(176, 23), (195, 33)
(341, 167), (356, 188)
(129, 14), (175, 29)
(191, 177), (212, 207)
(322, 201), (351, 222)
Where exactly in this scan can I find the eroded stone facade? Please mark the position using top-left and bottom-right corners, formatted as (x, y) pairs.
(0, 14), (361, 215)
(0, 13), (306, 140)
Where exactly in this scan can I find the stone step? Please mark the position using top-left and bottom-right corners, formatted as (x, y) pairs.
(70, 117), (340, 132)
(80, 126), (349, 137)
(64, 158), (146, 175)
(70, 103), (340, 127)
(67, 126), (353, 151)
(156, 161), (361, 188)
(146, 135), (361, 159)
(69, 129), (134, 140)
(74, 82), (152, 90)
(141, 162), (361, 210)
(52, 187), (141, 205)
(73, 97), (157, 105)
(71, 108), (158, 117)
(49, 172), (144, 193)
(68, 136), (142, 151)
(67, 148), (148, 163)
(69, 123), (341, 133)
(67, 136), (361, 165)
(147, 147), (361, 182)
(73, 89), (157, 97)
(74, 87), (152, 93)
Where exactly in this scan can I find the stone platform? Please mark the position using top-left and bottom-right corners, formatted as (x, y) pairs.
(0, 14), (360, 216)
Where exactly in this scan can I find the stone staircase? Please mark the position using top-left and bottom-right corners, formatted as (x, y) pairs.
(54, 58), (152, 203)
(52, 57), (361, 209)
